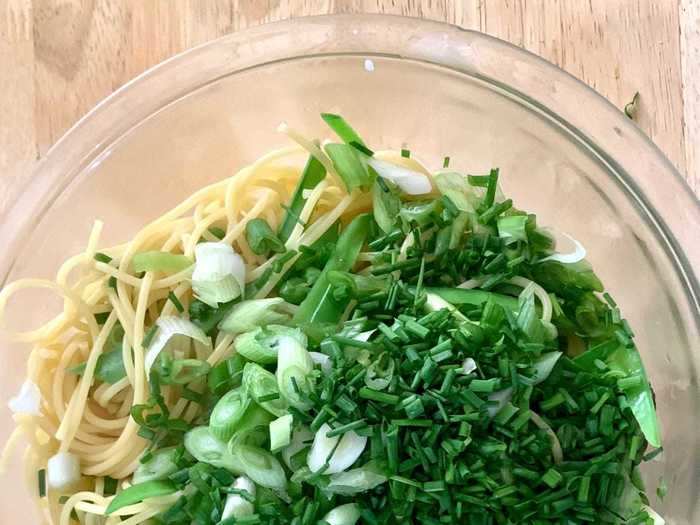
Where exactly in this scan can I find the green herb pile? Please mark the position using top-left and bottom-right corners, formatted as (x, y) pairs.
(100, 115), (662, 525)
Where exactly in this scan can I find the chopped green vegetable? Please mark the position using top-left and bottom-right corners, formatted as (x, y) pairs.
(294, 214), (371, 324)
(235, 325), (306, 365)
(69, 323), (127, 384)
(246, 218), (285, 255)
(269, 414), (293, 452)
(278, 156), (327, 242)
(133, 447), (180, 484)
(242, 362), (287, 417)
(184, 427), (243, 473)
(209, 388), (251, 441)
(372, 179), (401, 234)
(325, 143), (373, 193)
(433, 171), (478, 213)
(131, 251), (192, 274)
(234, 444), (287, 490)
(105, 480), (177, 514)
(321, 113), (367, 147)
(219, 298), (291, 334)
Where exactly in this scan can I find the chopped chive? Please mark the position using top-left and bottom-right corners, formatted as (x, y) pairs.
(103, 476), (119, 496)
(326, 420), (367, 438)
(94, 312), (110, 324)
(182, 387), (203, 404)
(94, 252), (112, 264)
(331, 335), (373, 349)
(208, 226), (226, 240)
(167, 291), (184, 313)
(617, 375), (643, 391)
(467, 174), (490, 187)
(138, 427), (156, 440)
(391, 419), (432, 427)
(38, 469), (46, 498)
(479, 198), (513, 224)
(359, 387), (399, 405)
(642, 447), (663, 462)
(257, 392), (280, 403)
(590, 392), (611, 415)
(390, 475), (423, 488)
(540, 391), (566, 411)
(272, 250), (297, 272)
(469, 378), (500, 393)
(542, 468), (563, 488)
(142, 325), (158, 348)
(401, 148), (410, 158)
(483, 168), (500, 208)
(404, 319), (430, 339)
(423, 480), (446, 492)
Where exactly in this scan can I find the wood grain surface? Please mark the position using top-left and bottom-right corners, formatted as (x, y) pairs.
(1, 0), (698, 214)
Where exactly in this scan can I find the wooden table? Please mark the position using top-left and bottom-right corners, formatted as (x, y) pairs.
(1, 0), (698, 213)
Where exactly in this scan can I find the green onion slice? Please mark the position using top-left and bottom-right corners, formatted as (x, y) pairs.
(132, 252), (192, 274)
(210, 387), (251, 441)
(132, 447), (179, 484)
(192, 242), (246, 307)
(307, 423), (367, 474)
(105, 480), (177, 515)
(325, 462), (388, 495)
(184, 426), (244, 473)
(235, 325), (306, 365)
(433, 171), (478, 212)
(143, 317), (211, 377)
(246, 218), (285, 255)
(242, 363), (287, 417)
(234, 444), (287, 490)
(322, 503), (362, 525)
(221, 476), (256, 520)
(367, 157), (431, 195)
(275, 336), (315, 410)
(219, 298), (292, 335)
(269, 414), (293, 452)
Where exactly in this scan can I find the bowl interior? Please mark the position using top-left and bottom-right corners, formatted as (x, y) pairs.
(0, 52), (697, 522)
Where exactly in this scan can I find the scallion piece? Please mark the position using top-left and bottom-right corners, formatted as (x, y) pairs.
(219, 298), (292, 334)
(133, 447), (179, 484)
(242, 363), (287, 417)
(325, 143), (373, 192)
(321, 113), (367, 146)
(209, 388), (251, 441)
(234, 444), (287, 490)
(192, 242), (246, 307)
(308, 423), (367, 474)
(131, 251), (192, 274)
(105, 480), (177, 514)
(278, 156), (327, 242)
(276, 336), (315, 410)
(269, 414), (293, 452)
(235, 325), (306, 365)
(246, 218), (285, 255)
(222, 476), (256, 521)
(323, 503), (362, 525)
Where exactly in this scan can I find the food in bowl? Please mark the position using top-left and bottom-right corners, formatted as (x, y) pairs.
(1, 114), (664, 524)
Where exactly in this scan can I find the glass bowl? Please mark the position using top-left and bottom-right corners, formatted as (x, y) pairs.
(0, 14), (697, 524)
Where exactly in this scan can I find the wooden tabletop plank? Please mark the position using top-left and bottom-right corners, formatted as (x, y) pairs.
(1, 0), (697, 215)
(681, 0), (699, 194)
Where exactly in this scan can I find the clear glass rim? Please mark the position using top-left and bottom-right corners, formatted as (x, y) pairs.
(1, 13), (697, 323)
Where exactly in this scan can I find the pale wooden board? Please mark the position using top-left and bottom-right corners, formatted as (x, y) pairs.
(681, 0), (699, 194)
(1, 0), (697, 214)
